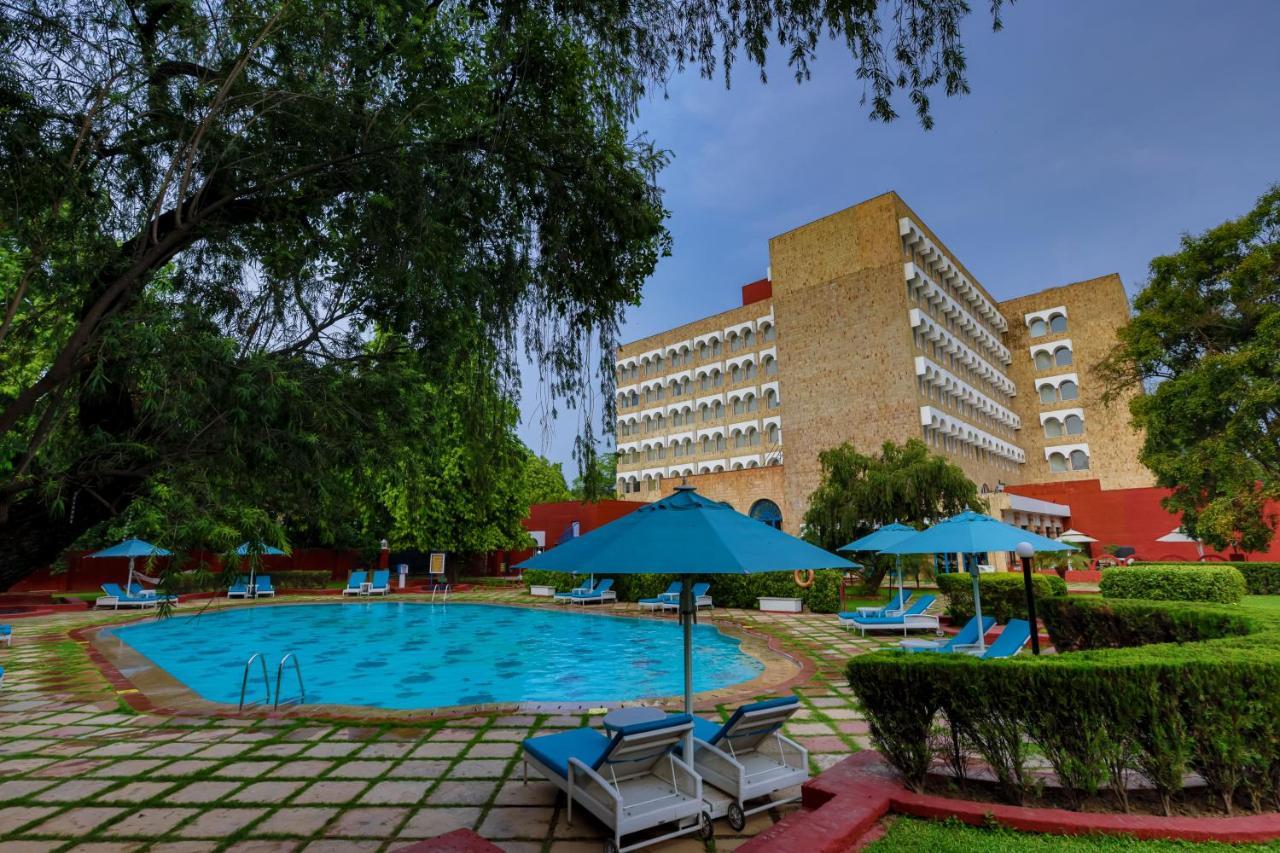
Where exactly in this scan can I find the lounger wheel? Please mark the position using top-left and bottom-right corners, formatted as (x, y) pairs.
(727, 801), (746, 831)
(699, 810), (714, 841)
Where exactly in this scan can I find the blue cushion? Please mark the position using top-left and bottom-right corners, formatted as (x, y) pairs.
(0, 625), (10, 635)
(523, 728), (612, 779)
(691, 716), (722, 742)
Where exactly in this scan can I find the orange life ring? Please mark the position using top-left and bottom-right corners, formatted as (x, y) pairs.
(793, 569), (815, 588)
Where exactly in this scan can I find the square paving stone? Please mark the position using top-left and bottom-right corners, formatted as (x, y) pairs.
(146, 743), (205, 758)
(216, 761), (281, 779)
(0, 841), (62, 853)
(325, 761), (390, 779)
(467, 741), (520, 759)
(33, 757), (106, 777)
(426, 780), (497, 806)
(302, 743), (361, 759)
(0, 779), (56, 801)
(283, 727), (332, 743)
(357, 781), (429, 805)
(230, 781), (306, 804)
(27, 805), (127, 837)
(64, 843), (144, 853)
(492, 780), (559, 807)
(250, 807), (338, 837)
(97, 781), (176, 803)
(394, 806), (482, 838)
(354, 743), (412, 759)
(408, 742), (464, 759)
(90, 759), (168, 777)
(387, 760), (449, 780)
(40, 778), (116, 802)
(484, 728), (533, 741)
(254, 744), (308, 758)
(150, 842), (220, 853)
(478, 806), (553, 841)
(176, 807), (268, 837)
(299, 841), (380, 853)
(193, 743), (254, 759)
(447, 759), (508, 779)
(152, 759), (220, 777)
(224, 842), (299, 853)
(323, 807), (408, 838)
(268, 760), (333, 778)
(165, 781), (242, 804)
(290, 782), (368, 805)
(429, 729), (475, 742)
(103, 807), (200, 837)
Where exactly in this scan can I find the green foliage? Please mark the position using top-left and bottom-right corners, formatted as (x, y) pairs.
(802, 439), (982, 593)
(1040, 597), (1256, 652)
(847, 613), (1280, 813)
(936, 572), (1067, 622)
(520, 569), (846, 612)
(1133, 561), (1280, 596)
(1100, 185), (1280, 553)
(1099, 566), (1246, 604)
(521, 452), (573, 505)
(570, 452), (617, 501)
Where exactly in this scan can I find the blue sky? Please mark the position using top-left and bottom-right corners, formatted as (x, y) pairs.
(518, 0), (1280, 475)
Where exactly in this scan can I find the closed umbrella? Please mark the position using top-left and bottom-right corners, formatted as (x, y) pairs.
(236, 542), (287, 598)
(839, 523), (918, 613)
(88, 539), (172, 594)
(881, 511), (1074, 652)
(517, 485), (856, 754)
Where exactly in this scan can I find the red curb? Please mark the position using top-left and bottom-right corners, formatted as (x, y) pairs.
(738, 751), (1280, 852)
(393, 829), (503, 852)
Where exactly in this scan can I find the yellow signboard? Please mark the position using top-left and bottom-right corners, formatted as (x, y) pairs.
(428, 552), (446, 575)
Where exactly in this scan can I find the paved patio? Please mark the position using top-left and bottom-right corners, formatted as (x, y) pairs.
(0, 590), (899, 851)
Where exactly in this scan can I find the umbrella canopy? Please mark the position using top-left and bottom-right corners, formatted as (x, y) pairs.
(517, 486), (854, 753)
(235, 542), (287, 556)
(838, 523), (918, 553)
(88, 539), (172, 559)
(1058, 528), (1098, 544)
(1156, 527), (1205, 558)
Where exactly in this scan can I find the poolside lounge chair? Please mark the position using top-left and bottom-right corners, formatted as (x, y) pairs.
(255, 576), (276, 597)
(659, 582), (712, 612)
(638, 582), (682, 611)
(852, 589), (913, 619)
(227, 576), (251, 599)
(569, 578), (616, 606)
(0, 665), (5, 687)
(128, 583), (157, 599)
(95, 583), (159, 610)
(838, 595), (939, 636)
(554, 578), (596, 602)
(341, 571), (367, 596)
(972, 619), (1031, 659)
(366, 569), (390, 596)
(1, 624), (10, 647)
(522, 714), (708, 852)
(901, 615), (995, 653)
(690, 696), (808, 831)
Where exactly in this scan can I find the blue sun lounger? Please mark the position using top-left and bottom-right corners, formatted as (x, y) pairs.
(638, 581), (682, 611)
(901, 615), (995, 652)
(1, 624), (11, 647)
(852, 589), (913, 619)
(523, 714), (707, 852)
(341, 571), (367, 596)
(367, 569), (390, 596)
(838, 595), (939, 636)
(554, 578), (595, 602)
(568, 578), (615, 606)
(690, 696), (808, 831)
(227, 576), (251, 599)
(255, 576), (276, 597)
(973, 619), (1032, 659)
(659, 582), (712, 612)
(95, 583), (159, 610)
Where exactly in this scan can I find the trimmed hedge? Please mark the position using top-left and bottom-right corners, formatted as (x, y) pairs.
(1133, 561), (1280, 596)
(161, 569), (332, 593)
(1040, 597), (1256, 652)
(936, 572), (1067, 622)
(847, 597), (1280, 814)
(521, 568), (844, 613)
(1100, 566), (1246, 603)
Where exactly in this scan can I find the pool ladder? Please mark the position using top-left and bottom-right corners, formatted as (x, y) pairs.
(237, 652), (306, 712)
(431, 583), (451, 603)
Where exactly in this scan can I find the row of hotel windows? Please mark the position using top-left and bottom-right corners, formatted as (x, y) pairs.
(1044, 414), (1084, 437)
(617, 391), (782, 435)
(1039, 380), (1078, 404)
(619, 459), (783, 494)
(907, 280), (1006, 368)
(912, 329), (1010, 402)
(621, 425), (782, 463)
(904, 243), (1004, 340)
(617, 357), (779, 407)
(921, 427), (1022, 471)
(616, 323), (777, 382)
(916, 378), (1016, 440)
(1033, 345), (1072, 370)
(1049, 449), (1090, 472)
(1029, 313), (1068, 337)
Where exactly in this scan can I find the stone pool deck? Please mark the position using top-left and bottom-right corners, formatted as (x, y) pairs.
(0, 590), (899, 852)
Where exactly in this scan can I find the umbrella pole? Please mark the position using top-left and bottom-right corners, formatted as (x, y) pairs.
(126, 556), (134, 594)
(680, 573), (694, 759)
(969, 553), (985, 652)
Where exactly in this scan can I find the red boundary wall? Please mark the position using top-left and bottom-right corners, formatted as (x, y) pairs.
(485, 499), (642, 575)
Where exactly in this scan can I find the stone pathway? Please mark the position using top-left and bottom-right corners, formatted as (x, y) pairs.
(0, 591), (900, 851)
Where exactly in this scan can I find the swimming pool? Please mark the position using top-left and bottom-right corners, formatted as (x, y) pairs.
(105, 602), (765, 710)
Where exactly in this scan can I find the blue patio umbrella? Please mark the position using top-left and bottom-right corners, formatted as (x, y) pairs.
(235, 542), (287, 598)
(517, 486), (856, 750)
(839, 523), (920, 613)
(880, 510), (1074, 651)
(88, 538), (172, 592)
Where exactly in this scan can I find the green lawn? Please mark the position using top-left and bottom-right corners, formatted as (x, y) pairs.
(865, 818), (1280, 851)
(1240, 595), (1280, 616)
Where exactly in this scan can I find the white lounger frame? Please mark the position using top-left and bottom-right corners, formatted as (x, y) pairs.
(523, 722), (708, 853)
(93, 595), (158, 610)
(838, 613), (941, 636)
(569, 589), (617, 606)
(693, 703), (808, 828)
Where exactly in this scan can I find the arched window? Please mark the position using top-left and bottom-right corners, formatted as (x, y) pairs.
(749, 427), (760, 446)
(1048, 452), (1068, 473)
(728, 332), (740, 352)
(1034, 351), (1053, 371)
(713, 464), (724, 472)
(766, 389), (780, 409)
(1029, 318), (1048, 337)
(731, 365), (742, 384)
(733, 397), (745, 416)
(699, 404), (710, 422)
(1065, 414), (1084, 435)
(698, 342), (708, 360)
(749, 499), (783, 530)
(744, 329), (755, 347)
(711, 338), (721, 356)
(764, 356), (778, 376)
(716, 435), (727, 451)
(1070, 449), (1090, 470)
(699, 373), (710, 391)
(766, 457), (781, 466)
(1039, 384), (1057, 404)
(1059, 380), (1079, 401)
(700, 436), (711, 453)
(734, 430), (747, 448)
(713, 370), (723, 387)
(732, 462), (744, 470)
(763, 323), (776, 342)
(1050, 314), (1068, 333)
(1043, 418), (1063, 438)
(745, 361), (756, 380)
(767, 423), (780, 444)
(1054, 347), (1073, 367)
(713, 401), (724, 418)
(747, 394), (758, 413)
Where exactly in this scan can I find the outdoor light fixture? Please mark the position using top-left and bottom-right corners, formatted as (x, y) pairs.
(1015, 541), (1040, 655)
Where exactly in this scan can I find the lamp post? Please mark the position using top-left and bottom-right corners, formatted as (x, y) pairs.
(1015, 541), (1040, 655)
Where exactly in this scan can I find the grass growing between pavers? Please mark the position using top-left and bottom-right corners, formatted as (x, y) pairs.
(864, 817), (1280, 852)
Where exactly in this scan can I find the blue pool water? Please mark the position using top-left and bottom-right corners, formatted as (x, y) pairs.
(105, 602), (764, 709)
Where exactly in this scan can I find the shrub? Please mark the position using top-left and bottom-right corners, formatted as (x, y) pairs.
(936, 572), (1067, 622)
(521, 569), (846, 612)
(269, 570), (339, 589)
(1133, 561), (1280, 596)
(1040, 597), (1255, 651)
(1100, 566), (1246, 603)
(847, 598), (1280, 814)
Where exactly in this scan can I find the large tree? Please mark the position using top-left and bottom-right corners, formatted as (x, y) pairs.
(802, 438), (982, 591)
(0, 0), (1012, 589)
(1100, 186), (1280, 553)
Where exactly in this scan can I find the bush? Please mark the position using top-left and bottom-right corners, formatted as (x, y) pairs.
(1133, 561), (1280, 596)
(268, 570), (333, 589)
(521, 569), (846, 612)
(846, 618), (1280, 814)
(1100, 566), (1246, 603)
(1039, 596), (1255, 652)
(159, 568), (332, 593)
(936, 572), (1067, 622)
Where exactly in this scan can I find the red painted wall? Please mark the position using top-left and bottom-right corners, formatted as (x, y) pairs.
(741, 277), (772, 306)
(1007, 479), (1280, 562)
(485, 499), (642, 575)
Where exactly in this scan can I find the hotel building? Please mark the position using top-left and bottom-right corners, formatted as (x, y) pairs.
(612, 191), (1152, 537)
